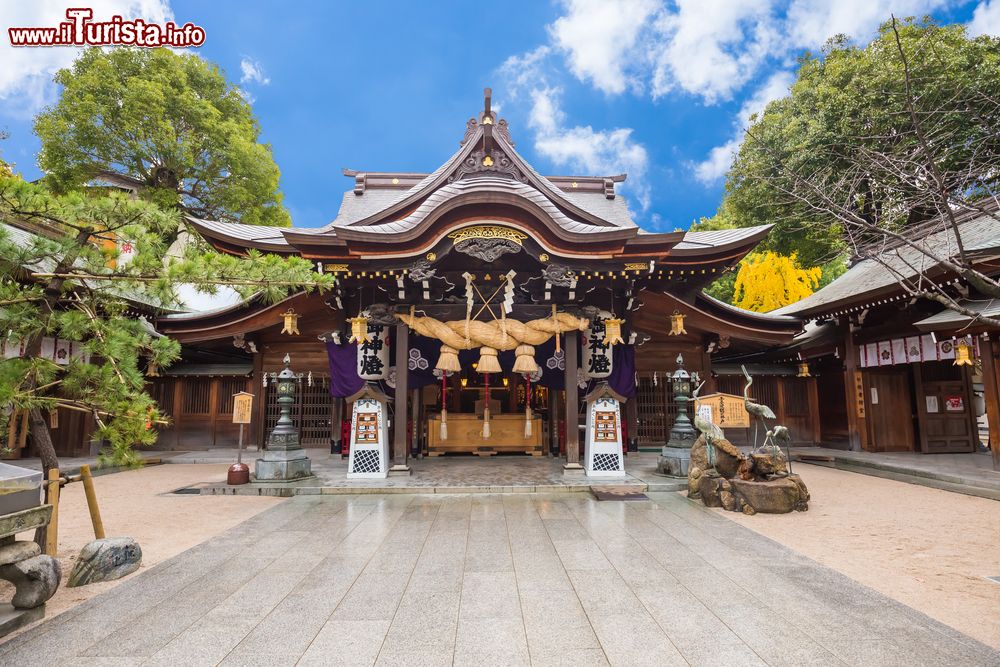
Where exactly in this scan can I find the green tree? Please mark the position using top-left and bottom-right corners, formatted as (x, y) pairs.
(35, 47), (290, 227)
(0, 175), (332, 473)
(712, 17), (1000, 322)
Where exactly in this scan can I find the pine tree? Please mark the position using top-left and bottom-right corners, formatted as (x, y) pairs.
(0, 175), (333, 474)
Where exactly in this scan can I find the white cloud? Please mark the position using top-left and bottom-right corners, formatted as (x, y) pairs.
(524, 0), (962, 187)
(651, 0), (780, 104)
(968, 0), (1000, 36)
(785, 0), (950, 46)
(0, 1), (174, 115)
(500, 51), (651, 211)
(239, 57), (270, 86)
(694, 70), (794, 184)
(549, 0), (659, 95)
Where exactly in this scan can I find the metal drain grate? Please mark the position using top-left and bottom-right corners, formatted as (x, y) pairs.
(172, 487), (202, 495)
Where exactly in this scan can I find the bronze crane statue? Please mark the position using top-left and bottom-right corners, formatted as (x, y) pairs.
(692, 381), (724, 466)
(763, 424), (794, 474)
(741, 365), (775, 447)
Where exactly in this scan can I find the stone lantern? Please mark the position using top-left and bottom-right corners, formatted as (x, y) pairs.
(255, 355), (313, 481)
(657, 353), (698, 477)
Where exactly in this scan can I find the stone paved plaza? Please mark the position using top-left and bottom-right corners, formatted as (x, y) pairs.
(2, 492), (997, 666)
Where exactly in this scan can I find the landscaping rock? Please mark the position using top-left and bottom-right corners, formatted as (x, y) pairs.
(67, 537), (142, 588)
(0, 541), (40, 566)
(731, 475), (810, 514)
(0, 555), (61, 608)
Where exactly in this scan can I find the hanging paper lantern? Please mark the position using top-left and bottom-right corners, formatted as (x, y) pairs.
(603, 318), (625, 346)
(512, 344), (538, 374)
(669, 310), (687, 336)
(281, 308), (300, 336)
(954, 339), (973, 366)
(347, 316), (371, 344)
(477, 346), (502, 374)
(582, 310), (613, 380)
(797, 361), (811, 377)
(435, 344), (461, 373)
(146, 359), (159, 377)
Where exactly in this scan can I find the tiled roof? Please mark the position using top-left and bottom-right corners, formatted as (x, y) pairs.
(335, 176), (625, 239)
(772, 210), (1000, 317)
(186, 217), (298, 249)
(675, 226), (775, 251)
(913, 298), (1000, 331)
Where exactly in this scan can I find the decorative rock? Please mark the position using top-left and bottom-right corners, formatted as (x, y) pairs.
(67, 537), (142, 588)
(731, 475), (810, 514)
(0, 541), (40, 566)
(0, 555), (61, 609)
(749, 450), (788, 477)
(688, 435), (744, 498)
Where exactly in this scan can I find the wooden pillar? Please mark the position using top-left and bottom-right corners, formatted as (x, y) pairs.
(331, 396), (343, 455)
(700, 347), (718, 394)
(549, 386), (560, 456)
(410, 388), (420, 457)
(807, 377), (822, 445)
(842, 325), (869, 452)
(979, 336), (1000, 471)
(625, 397), (639, 452)
(391, 322), (410, 472)
(564, 332), (581, 469)
(252, 352), (267, 449)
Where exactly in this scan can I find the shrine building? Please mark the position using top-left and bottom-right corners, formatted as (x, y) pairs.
(151, 90), (812, 476)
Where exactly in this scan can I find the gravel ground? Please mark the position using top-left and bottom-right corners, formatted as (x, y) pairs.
(714, 463), (1000, 650)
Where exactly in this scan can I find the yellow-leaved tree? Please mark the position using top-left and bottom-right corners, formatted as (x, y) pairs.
(732, 252), (822, 312)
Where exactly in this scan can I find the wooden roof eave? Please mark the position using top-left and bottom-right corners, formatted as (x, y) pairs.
(634, 289), (802, 344)
(283, 193), (644, 260)
(155, 291), (328, 343)
(186, 217), (299, 257)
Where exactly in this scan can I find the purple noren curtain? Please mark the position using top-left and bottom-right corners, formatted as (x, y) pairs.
(326, 341), (365, 398)
(608, 344), (637, 399)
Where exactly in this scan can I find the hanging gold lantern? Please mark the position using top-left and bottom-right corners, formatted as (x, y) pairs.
(477, 346), (502, 374)
(146, 359), (159, 377)
(797, 361), (811, 378)
(281, 308), (300, 336)
(347, 315), (370, 344)
(669, 310), (687, 336)
(954, 339), (973, 366)
(512, 344), (538, 373)
(603, 318), (625, 346)
(435, 344), (461, 373)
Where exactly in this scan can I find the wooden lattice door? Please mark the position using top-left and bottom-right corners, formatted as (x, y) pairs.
(636, 374), (673, 446)
(265, 373), (333, 447)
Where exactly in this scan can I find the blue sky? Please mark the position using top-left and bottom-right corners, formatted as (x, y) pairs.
(2, 1), (998, 233)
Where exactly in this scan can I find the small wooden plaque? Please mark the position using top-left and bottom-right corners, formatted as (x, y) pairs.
(232, 392), (254, 424)
(694, 393), (750, 428)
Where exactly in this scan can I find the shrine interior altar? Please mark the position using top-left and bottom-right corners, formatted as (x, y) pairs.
(426, 413), (544, 456)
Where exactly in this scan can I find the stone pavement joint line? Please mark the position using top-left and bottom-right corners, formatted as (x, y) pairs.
(1, 492), (997, 666)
